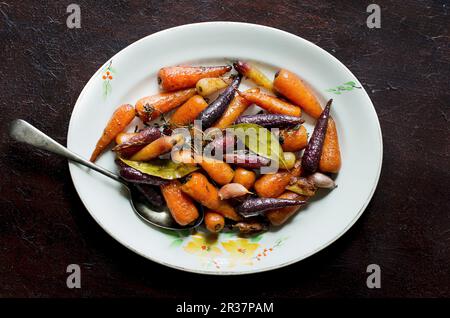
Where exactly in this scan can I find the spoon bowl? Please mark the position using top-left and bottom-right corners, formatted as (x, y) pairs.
(9, 119), (203, 231)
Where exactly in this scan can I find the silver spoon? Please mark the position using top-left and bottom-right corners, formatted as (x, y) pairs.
(9, 119), (203, 231)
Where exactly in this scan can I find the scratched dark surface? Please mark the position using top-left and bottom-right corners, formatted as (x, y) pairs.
(0, 0), (449, 298)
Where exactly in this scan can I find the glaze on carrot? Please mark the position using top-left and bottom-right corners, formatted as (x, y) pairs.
(302, 100), (332, 174)
(158, 65), (232, 91)
(254, 160), (302, 198)
(197, 74), (242, 129)
(180, 172), (241, 221)
(273, 69), (322, 118)
(280, 125), (308, 152)
(130, 134), (184, 161)
(239, 89), (301, 117)
(319, 117), (341, 173)
(170, 95), (208, 126)
(204, 211), (225, 233)
(135, 88), (196, 123)
(112, 127), (162, 158)
(90, 104), (136, 162)
(161, 180), (199, 226)
(212, 94), (251, 129)
(233, 60), (273, 91)
(196, 77), (232, 96)
(265, 191), (307, 226)
(232, 167), (256, 190)
(195, 155), (235, 186)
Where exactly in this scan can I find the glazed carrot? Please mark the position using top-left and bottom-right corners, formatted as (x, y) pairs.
(171, 149), (197, 165)
(195, 155), (234, 186)
(181, 172), (241, 221)
(135, 88), (196, 123)
(197, 74), (242, 129)
(212, 88), (257, 129)
(281, 152), (296, 170)
(196, 77), (232, 96)
(170, 95), (208, 126)
(115, 132), (137, 145)
(90, 104), (136, 162)
(273, 69), (322, 118)
(239, 89), (301, 117)
(212, 95), (250, 129)
(254, 160), (302, 198)
(158, 65), (232, 91)
(319, 117), (341, 173)
(204, 211), (225, 233)
(130, 134), (184, 161)
(302, 100), (332, 174)
(161, 180), (199, 226)
(265, 191), (307, 226)
(112, 127), (162, 158)
(234, 60), (273, 91)
(280, 125), (308, 152)
(232, 167), (256, 190)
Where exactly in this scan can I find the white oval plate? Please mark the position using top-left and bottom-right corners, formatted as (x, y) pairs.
(67, 22), (382, 275)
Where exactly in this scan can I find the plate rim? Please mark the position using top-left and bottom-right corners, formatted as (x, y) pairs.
(67, 21), (383, 275)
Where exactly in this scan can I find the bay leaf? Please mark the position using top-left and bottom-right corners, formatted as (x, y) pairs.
(229, 123), (286, 166)
(119, 158), (198, 180)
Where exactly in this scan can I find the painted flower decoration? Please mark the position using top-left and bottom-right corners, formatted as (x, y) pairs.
(183, 233), (222, 258)
(101, 60), (116, 99)
(221, 238), (259, 266)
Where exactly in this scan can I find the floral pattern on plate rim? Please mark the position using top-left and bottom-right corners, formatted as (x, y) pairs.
(161, 229), (288, 270)
(100, 60), (116, 99)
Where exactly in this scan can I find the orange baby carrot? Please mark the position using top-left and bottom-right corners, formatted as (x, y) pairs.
(280, 125), (308, 152)
(170, 95), (208, 126)
(319, 117), (341, 173)
(254, 160), (302, 198)
(181, 172), (241, 221)
(161, 180), (199, 226)
(204, 211), (225, 233)
(158, 65), (232, 91)
(265, 191), (306, 226)
(135, 88), (196, 123)
(239, 88), (301, 117)
(130, 134), (184, 161)
(90, 104), (135, 162)
(232, 167), (256, 190)
(195, 155), (235, 186)
(212, 89), (258, 129)
(273, 69), (322, 119)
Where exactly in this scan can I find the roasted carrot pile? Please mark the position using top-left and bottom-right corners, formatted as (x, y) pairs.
(90, 61), (341, 235)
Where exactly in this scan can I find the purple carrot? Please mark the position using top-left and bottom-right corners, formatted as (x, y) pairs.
(116, 160), (168, 186)
(112, 127), (162, 157)
(234, 114), (304, 128)
(196, 74), (242, 129)
(224, 151), (270, 168)
(132, 184), (165, 210)
(204, 133), (236, 155)
(302, 99), (332, 175)
(237, 197), (307, 218)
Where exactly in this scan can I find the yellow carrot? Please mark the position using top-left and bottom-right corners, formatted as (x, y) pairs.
(130, 134), (184, 161)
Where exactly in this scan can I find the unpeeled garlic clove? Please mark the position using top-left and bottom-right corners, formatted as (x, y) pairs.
(218, 183), (250, 200)
(308, 172), (337, 189)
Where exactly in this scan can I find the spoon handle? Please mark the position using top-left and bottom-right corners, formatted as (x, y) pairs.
(10, 119), (124, 184)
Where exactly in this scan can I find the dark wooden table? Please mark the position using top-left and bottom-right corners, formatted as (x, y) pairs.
(1, 1), (448, 298)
